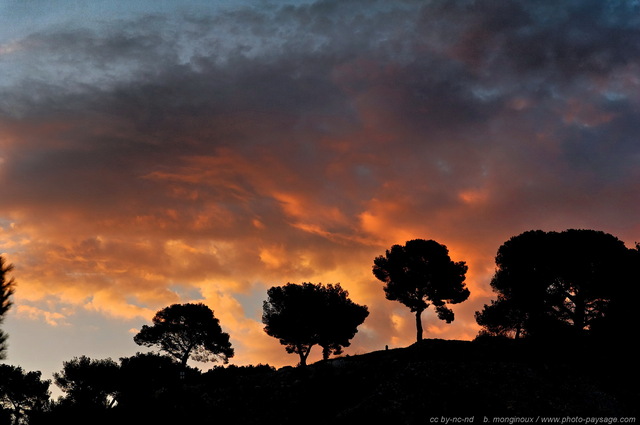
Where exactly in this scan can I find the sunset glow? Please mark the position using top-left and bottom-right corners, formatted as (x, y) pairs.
(1, 0), (639, 383)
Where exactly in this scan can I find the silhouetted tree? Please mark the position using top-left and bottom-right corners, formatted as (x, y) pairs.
(116, 352), (197, 418)
(0, 365), (50, 425)
(316, 284), (370, 360)
(475, 296), (526, 339)
(476, 229), (635, 339)
(590, 241), (640, 344)
(119, 352), (183, 393)
(134, 303), (234, 367)
(0, 257), (15, 360)
(373, 239), (470, 342)
(262, 283), (369, 366)
(53, 356), (119, 410)
(119, 352), (182, 394)
(475, 230), (551, 339)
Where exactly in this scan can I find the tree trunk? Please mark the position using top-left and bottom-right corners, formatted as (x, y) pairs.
(180, 353), (189, 368)
(297, 345), (311, 366)
(415, 309), (424, 342)
(322, 346), (330, 360)
(573, 295), (586, 331)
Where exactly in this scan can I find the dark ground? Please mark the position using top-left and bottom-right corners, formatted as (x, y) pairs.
(39, 338), (638, 425)
(180, 338), (638, 424)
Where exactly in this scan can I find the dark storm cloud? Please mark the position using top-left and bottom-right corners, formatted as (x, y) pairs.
(1, 0), (637, 246)
(419, 0), (640, 77)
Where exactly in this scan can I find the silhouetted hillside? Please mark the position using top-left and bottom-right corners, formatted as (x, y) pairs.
(210, 339), (636, 423)
(37, 338), (638, 425)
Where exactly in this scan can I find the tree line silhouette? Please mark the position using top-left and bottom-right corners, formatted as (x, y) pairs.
(0, 228), (638, 423)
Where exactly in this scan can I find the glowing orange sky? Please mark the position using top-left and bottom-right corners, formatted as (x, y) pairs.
(1, 0), (639, 380)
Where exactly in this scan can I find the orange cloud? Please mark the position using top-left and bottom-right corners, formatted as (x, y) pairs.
(16, 305), (69, 327)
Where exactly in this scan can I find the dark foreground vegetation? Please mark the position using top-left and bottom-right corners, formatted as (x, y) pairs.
(193, 338), (637, 423)
(6, 337), (634, 425)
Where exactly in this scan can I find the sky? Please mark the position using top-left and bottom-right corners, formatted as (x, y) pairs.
(1, 0), (639, 388)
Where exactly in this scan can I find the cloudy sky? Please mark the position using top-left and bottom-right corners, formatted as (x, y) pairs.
(1, 0), (639, 382)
